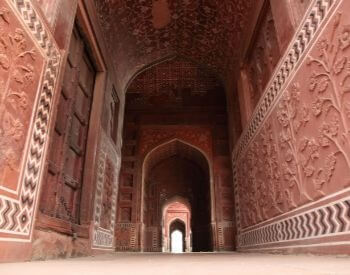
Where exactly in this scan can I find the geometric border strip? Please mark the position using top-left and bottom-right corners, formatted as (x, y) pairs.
(233, 0), (337, 160)
(92, 130), (121, 249)
(0, 0), (61, 240)
(238, 197), (350, 248)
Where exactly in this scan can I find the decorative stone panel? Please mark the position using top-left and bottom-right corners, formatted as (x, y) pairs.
(92, 130), (120, 249)
(233, 0), (350, 252)
(0, 0), (61, 242)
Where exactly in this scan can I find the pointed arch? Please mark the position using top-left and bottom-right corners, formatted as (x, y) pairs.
(140, 138), (215, 251)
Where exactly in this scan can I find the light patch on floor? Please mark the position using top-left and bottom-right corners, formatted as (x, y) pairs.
(1, 253), (350, 275)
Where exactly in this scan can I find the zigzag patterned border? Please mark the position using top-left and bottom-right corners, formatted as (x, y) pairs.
(238, 198), (350, 248)
(92, 130), (120, 249)
(0, 0), (61, 240)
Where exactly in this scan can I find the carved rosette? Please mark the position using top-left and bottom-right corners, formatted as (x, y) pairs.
(0, 0), (61, 241)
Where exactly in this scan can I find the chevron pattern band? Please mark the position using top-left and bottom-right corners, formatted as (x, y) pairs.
(238, 198), (350, 248)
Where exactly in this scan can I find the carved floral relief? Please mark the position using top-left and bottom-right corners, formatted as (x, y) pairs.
(0, 5), (44, 192)
(237, 11), (350, 229)
(238, 122), (285, 228)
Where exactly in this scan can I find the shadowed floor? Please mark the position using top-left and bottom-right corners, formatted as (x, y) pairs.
(1, 252), (350, 275)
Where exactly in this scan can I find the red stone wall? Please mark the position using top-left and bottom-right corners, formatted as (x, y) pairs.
(0, 0), (125, 262)
(233, 0), (350, 254)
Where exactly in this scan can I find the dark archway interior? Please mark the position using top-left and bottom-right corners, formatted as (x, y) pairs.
(170, 219), (186, 253)
(144, 141), (212, 252)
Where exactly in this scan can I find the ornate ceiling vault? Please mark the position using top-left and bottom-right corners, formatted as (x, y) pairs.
(126, 57), (226, 110)
(94, 0), (254, 88)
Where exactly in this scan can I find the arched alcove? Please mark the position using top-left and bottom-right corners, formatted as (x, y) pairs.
(141, 139), (213, 252)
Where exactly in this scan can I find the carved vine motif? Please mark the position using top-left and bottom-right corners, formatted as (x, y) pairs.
(277, 83), (313, 204)
(306, 12), (350, 189)
(238, 123), (284, 228)
(0, 11), (36, 172)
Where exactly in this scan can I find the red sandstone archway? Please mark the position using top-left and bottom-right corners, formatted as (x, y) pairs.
(162, 197), (191, 252)
(141, 139), (214, 252)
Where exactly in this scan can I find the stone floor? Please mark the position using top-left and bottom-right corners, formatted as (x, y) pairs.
(1, 252), (350, 275)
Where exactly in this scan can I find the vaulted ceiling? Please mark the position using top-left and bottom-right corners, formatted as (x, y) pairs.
(94, 0), (254, 89)
(126, 57), (226, 110)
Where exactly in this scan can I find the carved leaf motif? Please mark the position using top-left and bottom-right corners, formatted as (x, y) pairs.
(0, 53), (9, 70)
(299, 138), (309, 152)
(339, 25), (350, 51)
(334, 56), (347, 75)
(318, 134), (330, 147)
(309, 72), (317, 91)
(277, 109), (289, 128)
(311, 98), (323, 117)
(293, 120), (301, 133)
(2, 111), (24, 141)
(7, 91), (28, 111)
(345, 101), (350, 119)
(324, 153), (337, 183)
(289, 102), (297, 119)
(301, 104), (310, 124)
(313, 153), (337, 191)
(3, 148), (17, 170)
(0, 7), (10, 24)
(316, 38), (329, 57)
(317, 77), (329, 93)
(304, 165), (315, 177)
(313, 177), (325, 191)
(285, 150), (294, 162)
(320, 115), (340, 138)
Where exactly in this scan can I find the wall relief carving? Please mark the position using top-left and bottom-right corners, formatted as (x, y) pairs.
(235, 1), (350, 253)
(0, 0), (61, 242)
(0, 10), (42, 191)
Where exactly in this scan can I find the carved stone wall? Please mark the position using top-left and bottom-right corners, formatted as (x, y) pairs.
(244, 3), (281, 113)
(234, 0), (350, 254)
(0, 0), (61, 261)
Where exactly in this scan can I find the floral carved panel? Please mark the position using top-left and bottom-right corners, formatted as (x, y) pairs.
(0, 5), (44, 194)
(0, 0), (61, 241)
(234, 0), (350, 252)
(237, 6), (350, 230)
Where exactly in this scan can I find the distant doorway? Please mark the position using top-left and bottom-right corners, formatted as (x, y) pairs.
(170, 220), (186, 253)
(171, 230), (184, 253)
